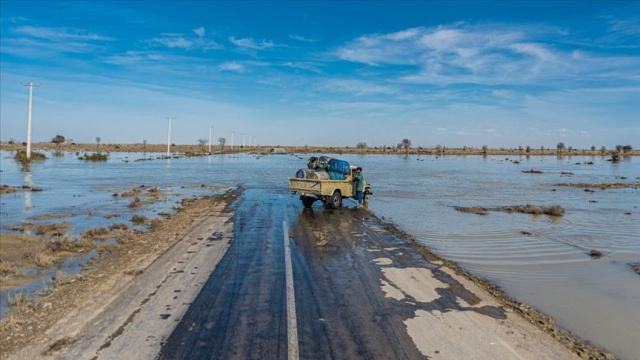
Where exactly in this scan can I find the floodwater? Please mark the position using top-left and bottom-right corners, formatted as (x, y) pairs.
(0, 150), (638, 359)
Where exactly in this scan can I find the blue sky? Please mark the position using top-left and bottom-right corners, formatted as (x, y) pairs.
(1, 1), (638, 148)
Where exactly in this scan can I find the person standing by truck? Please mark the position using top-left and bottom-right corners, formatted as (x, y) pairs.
(354, 167), (365, 208)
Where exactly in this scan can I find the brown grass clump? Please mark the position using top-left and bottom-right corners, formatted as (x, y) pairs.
(454, 206), (490, 215)
(4, 222), (71, 236)
(7, 292), (27, 307)
(501, 204), (565, 216)
(1, 185), (19, 195)
(109, 223), (129, 231)
(131, 215), (147, 225)
(544, 205), (565, 217)
(81, 227), (110, 240)
(556, 182), (639, 189)
(455, 204), (565, 217)
(128, 197), (141, 208)
(589, 249), (603, 258)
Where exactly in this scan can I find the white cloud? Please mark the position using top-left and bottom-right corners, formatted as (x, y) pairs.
(150, 32), (219, 50)
(229, 37), (275, 50)
(282, 61), (322, 72)
(193, 27), (205, 37)
(335, 23), (640, 87)
(436, 127), (446, 131)
(289, 34), (316, 42)
(321, 79), (396, 96)
(218, 61), (245, 73)
(14, 25), (112, 41)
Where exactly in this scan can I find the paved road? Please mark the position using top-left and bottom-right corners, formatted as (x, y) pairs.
(159, 188), (577, 360)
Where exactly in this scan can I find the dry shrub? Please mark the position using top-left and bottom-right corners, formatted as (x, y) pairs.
(116, 230), (137, 243)
(149, 218), (163, 230)
(503, 205), (544, 215)
(46, 236), (90, 253)
(109, 223), (129, 231)
(544, 205), (565, 217)
(121, 188), (142, 197)
(33, 222), (71, 236)
(131, 215), (147, 224)
(589, 249), (603, 258)
(128, 197), (141, 208)
(456, 204), (565, 217)
(454, 206), (489, 215)
(33, 251), (55, 267)
(81, 227), (109, 240)
(8, 292), (27, 307)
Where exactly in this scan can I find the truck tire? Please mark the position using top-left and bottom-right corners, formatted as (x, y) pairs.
(329, 190), (342, 209)
(301, 196), (315, 208)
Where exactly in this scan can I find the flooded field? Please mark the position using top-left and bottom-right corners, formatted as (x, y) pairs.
(1, 150), (638, 359)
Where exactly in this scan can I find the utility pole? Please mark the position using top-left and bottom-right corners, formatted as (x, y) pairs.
(231, 132), (234, 149)
(166, 116), (175, 156)
(208, 126), (213, 153)
(22, 82), (41, 160)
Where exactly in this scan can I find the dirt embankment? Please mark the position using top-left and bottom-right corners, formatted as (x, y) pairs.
(0, 189), (240, 358)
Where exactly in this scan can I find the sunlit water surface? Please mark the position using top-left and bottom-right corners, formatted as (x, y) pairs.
(1, 151), (638, 359)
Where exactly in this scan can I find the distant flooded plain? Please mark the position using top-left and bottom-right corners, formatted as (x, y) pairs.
(1, 150), (638, 359)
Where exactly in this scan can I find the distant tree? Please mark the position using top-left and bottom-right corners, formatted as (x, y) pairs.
(540, 146), (545, 151)
(51, 134), (65, 146)
(615, 145), (623, 152)
(622, 145), (633, 154)
(95, 137), (102, 151)
(397, 143), (403, 150)
(600, 146), (606, 154)
(556, 142), (565, 152)
(568, 146), (573, 153)
(525, 145), (531, 153)
(482, 145), (488, 154)
(142, 140), (147, 151)
(218, 137), (227, 152)
(590, 145), (596, 151)
(197, 138), (207, 150)
(356, 142), (368, 149)
(8, 138), (15, 144)
(401, 138), (411, 153)
(436, 144), (443, 152)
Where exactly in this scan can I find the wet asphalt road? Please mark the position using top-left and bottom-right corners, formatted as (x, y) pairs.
(159, 188), (503, 359)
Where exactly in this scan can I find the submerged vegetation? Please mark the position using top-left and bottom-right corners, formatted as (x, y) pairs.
(13, 150), (46, 164)
(78, 152), (108, 161)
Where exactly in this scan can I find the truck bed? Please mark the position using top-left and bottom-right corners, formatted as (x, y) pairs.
(289, 177), (355, 198)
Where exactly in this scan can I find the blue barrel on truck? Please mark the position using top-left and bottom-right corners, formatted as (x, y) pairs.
(328, 158), (351, 175)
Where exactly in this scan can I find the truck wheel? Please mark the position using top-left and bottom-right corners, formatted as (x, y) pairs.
(301, 196), (315, 208)
(329, 190), (342, 209)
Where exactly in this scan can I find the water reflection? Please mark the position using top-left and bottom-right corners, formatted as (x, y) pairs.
(24, 171), (33, 212)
